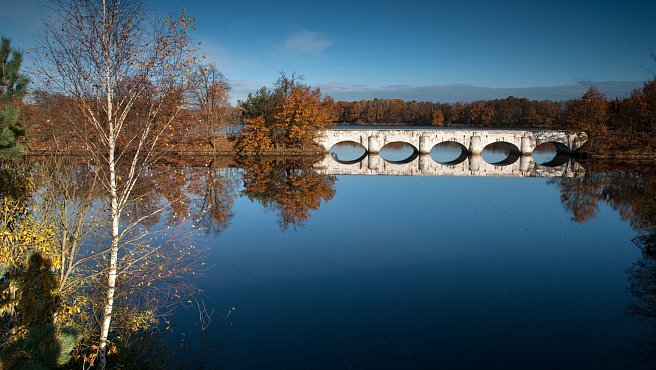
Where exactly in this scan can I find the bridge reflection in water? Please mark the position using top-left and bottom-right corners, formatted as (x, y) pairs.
(315, 151), (584, 178)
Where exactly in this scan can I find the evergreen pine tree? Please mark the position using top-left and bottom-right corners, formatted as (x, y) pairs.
(0, 36), (29, 157)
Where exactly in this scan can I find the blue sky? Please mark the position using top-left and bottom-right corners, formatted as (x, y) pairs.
(1, 0), (654, 102)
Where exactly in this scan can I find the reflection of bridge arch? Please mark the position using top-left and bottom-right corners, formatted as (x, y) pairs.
(482, 142), (521, 166)
(330, 151), (367, 165)
(539, 154), (572, 167)
(329, 141), (367, 164)
(315, 128), (587, 156)
(316, 153), (585, 178)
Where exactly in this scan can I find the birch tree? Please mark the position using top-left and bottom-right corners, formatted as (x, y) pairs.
(36, 1), (198, 368)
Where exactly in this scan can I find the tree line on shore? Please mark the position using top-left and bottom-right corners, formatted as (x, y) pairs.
(21, 79), (656, 156)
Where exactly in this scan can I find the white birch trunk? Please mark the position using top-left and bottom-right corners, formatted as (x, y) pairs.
(97, 1), (119, 367)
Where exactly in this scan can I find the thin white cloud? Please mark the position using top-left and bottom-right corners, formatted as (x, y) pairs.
(283, 31), (333, 54)
(317, 81), (644, 102)
(229, 79), (271, 103)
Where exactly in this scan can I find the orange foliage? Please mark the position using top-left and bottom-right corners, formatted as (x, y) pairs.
(469, 101), (495, 126)
(234, 116), (273, 153)
(431, 109), (444, 126)
(564, 87), (610, 152)
(272, 86), (333, 148)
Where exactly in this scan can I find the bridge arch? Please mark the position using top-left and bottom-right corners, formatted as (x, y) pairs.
(314, 128), (587, 157)
(482, 141), (521, 166)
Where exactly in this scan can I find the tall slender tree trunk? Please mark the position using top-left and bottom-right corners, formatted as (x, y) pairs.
(97, 2), (119, 367)
(98, 156), (119, 369)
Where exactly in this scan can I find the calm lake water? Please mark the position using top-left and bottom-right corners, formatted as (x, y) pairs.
(155, 142), (656, 369)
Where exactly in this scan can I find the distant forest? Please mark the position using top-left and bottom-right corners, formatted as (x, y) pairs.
(332, 97), (564, 128)
(332, 86), (653, 132)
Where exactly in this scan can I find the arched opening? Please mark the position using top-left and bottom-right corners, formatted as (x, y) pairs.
(533, 142), (572, 167)
(482, 142), (520, 166)
(430, 141), (468, 165)
(532, 142), (557, 164)
(329, 141), (367, 164)
(380, 142), (419, 164)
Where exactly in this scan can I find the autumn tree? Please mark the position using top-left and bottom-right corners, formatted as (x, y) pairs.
(188, 63), (233, 149)
(431, 109), (444, 126)
(565, 87), (609, 151)
(631, 79), (656, 136)
(468, 101), (495, 126)
(36, 1), (199, 367)
(272, 86), (333, 148)
(0, 170), (82, 367)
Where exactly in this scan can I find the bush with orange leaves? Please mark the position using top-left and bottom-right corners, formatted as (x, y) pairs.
(234, 116), (273, 153)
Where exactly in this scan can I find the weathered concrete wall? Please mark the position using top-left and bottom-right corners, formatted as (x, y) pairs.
(314, 128), (587, 155)
(314, 153), (584, 178)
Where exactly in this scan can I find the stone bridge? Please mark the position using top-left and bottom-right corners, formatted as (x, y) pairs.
(314, 153), (584, 178)
(314, 128), (586, 155)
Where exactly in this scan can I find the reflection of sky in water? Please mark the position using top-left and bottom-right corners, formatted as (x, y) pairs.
(171, 169), (645, 369)
(330, 141), (366, 162)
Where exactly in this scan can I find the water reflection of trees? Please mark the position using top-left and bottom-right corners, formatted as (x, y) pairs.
(0, 157), (240, 368)
(186, 164), (241, 235)
(554, 162), (656, 366)
(554, 163), (656, 229)
(239, 156), (336, 230)
(627, 233), (656, 366)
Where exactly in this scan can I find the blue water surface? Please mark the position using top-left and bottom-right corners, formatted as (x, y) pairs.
(168, 168), (647, 370)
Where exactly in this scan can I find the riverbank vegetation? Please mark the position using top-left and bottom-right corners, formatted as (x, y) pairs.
(22, 77), (656, 158)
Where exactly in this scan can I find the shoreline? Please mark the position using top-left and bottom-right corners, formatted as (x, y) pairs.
(27, 149), (656, 161)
